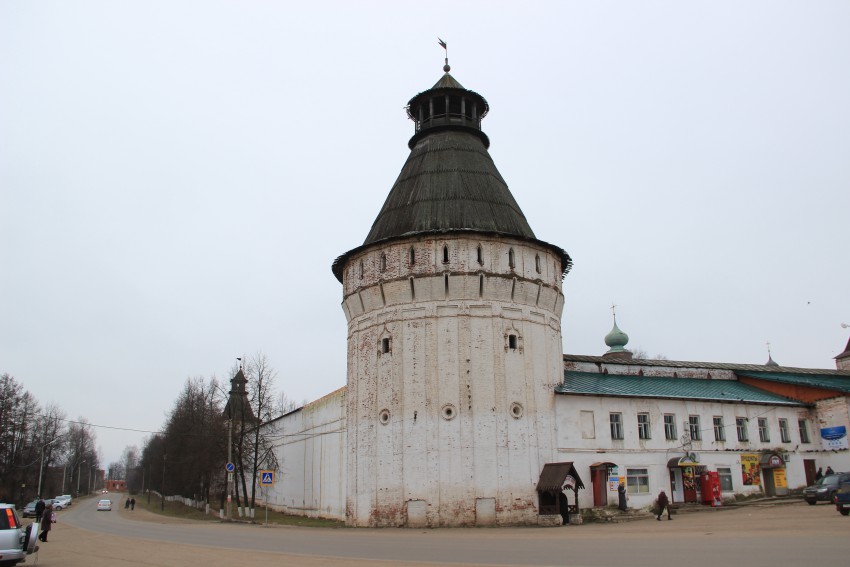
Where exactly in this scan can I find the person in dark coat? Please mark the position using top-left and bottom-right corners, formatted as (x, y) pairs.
(656, 490), (672, 521)
(826, 466), (835, 476)
(35, 498), (45, 521)
(815, 467), (823, 481)
(125, 497), (131, 509)
(130, 497), (135, 510)
(38, 504), (53, 541)
(617, 481), (628, 511)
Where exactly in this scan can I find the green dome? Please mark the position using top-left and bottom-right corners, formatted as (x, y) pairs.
(605, 321), (630, 353)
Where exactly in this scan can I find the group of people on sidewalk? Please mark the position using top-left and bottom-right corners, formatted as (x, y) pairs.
(617, 481), (672, 521)
(125, 497), (136, 510)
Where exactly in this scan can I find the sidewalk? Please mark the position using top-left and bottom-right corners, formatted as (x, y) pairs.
(583, 494), (803, 523)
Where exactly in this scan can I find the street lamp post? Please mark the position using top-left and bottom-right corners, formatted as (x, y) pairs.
(37, 437), (62, 498)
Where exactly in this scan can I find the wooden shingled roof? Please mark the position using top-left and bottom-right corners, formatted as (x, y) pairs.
(332, 72), (571, 282)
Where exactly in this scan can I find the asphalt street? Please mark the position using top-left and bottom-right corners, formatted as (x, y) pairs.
(36, 495), (847, 567)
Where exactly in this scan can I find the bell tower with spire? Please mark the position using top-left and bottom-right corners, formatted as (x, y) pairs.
(332, 54), (571, 527)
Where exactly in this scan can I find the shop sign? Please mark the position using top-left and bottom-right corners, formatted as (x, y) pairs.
(821, 426), (849, 450)
(608, 476), (619, 491)
(766, 454), (783, 468)
(773, 468), (787, 489)
(741, 453), (761, 486)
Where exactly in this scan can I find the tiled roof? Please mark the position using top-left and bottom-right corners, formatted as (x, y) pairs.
(557, 371), (805, 406)
(563, 354), (850, 376)
(737, 371), (850, 394)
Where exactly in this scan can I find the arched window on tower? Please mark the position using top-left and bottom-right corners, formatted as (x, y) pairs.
(380, 252), (387, 272)
(442, 245), (449, 264)
(477, 244), (483, 265)
(535, 254), (541, 274)
(508, 248), (515, 269)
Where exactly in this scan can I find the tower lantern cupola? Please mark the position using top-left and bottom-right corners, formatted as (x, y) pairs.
(405, 70), (490, 149)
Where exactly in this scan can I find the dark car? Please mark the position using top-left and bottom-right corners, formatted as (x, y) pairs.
(21, 500), (39, 518)
(803, 473), (850, 504)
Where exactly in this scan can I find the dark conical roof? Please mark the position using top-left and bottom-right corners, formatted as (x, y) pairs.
(332, 69), (571, 282)
(363, 129), (535, 245)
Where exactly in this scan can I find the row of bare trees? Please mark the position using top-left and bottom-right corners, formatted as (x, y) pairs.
(130, 352), (295, 517)
(0, 373), (100, 505)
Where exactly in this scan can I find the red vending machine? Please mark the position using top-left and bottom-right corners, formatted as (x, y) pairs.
(700, 471), (722, 506)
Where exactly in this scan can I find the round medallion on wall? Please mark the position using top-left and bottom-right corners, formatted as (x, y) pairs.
(510, 402), (524, 419)
(441, 403), (457, 421)
(379, 409), (390, 425)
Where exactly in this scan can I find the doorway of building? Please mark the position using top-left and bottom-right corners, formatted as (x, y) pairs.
(590, 462), (615, 507)
(803, 459), (816, 486)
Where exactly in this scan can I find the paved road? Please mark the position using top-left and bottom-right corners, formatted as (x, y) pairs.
(36, 495), (846, 567)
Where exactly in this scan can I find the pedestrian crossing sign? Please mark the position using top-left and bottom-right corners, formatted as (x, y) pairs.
(260, 470), (275, 486)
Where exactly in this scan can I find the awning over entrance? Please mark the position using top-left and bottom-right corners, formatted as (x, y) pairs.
(537, 462), (585, 492)
(667, 455), (700, 468)
(760, 452), (786, 469)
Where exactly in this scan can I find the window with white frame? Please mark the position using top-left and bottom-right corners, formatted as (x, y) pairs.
(798, 419), (810, 444)
(717, 467), (734, 491)
(779, 418), (790, 443)
(758, 417), (770, 442)
(638, 413), (651, 440)
(736, 417), (748, 442)
(713, 416), (725, 442)
(610, 413), (623, 440)
(688, 415), (701, 441)
(626, 468), (650, 494)
(664, 414), (677, 440)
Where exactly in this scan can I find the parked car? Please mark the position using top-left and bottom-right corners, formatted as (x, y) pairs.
(47, 498), (65, 511)
(803, 473), (850, 504)
(21, 500), (39, 519)
(96, 499), (112, 511)
(0, 503), (35, 565)
(54, 495), (72, 508)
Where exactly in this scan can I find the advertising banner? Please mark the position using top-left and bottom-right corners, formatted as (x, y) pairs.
(741, 453), (761, 486)
(773, 468), (787, 489)
(820, 426), (849, 450)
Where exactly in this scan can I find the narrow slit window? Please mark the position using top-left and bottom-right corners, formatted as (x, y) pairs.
(359, 260), (364, 280)
(508, 248), (515, 269)
(381, 338), (391, 354)
(508, 334), (518, 350)
(535, 254), (541, 273)
(444, 273), (449, 296)
(479, 274), (484, 298)
(442, 245), (449, 264)
(477, 245), (483, 265)
(409, 246), (415, 266)
(380, 253), (387, 272)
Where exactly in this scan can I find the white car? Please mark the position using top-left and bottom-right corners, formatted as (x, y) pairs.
(96, 499), (112, 511)
(54, 495), (72, 508)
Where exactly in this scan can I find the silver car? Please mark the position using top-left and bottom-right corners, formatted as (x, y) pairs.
(0, 503), (37, 565)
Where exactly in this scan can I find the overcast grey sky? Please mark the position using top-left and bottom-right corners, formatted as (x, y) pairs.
(2, 1), (848, 465)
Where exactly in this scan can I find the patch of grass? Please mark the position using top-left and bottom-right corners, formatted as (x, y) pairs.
(130, 493), (344, 528)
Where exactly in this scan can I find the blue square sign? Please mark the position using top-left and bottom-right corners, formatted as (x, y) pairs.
(260, 470), (275, 485)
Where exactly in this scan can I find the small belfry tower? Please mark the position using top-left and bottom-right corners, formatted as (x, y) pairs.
(332, 55), (571, 527)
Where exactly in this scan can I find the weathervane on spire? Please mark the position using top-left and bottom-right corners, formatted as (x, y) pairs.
(438, 37), (450, 73)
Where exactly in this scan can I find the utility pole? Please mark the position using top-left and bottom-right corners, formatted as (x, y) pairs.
(37, 437), (62, 497)
(227, 418), (233, 521)
(161, 448), (167, 511)
(77, 460), (86, 495)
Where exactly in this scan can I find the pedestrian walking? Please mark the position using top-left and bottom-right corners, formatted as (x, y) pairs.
(38, 504), (53, 542)
(125, 497), (130, 509)
(35, 498), (45, 522)
(655, 490), (672, 521)
(815, 467), (823, 481)
(130, 497), (135, 510)
(826, 466), (835, 476)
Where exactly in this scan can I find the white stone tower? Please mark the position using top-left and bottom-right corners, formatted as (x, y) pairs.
(332, 63), (571, 527)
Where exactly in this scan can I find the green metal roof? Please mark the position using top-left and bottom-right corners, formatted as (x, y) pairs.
(557, 371), (805, 406)
(737, 371), (850, 394)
